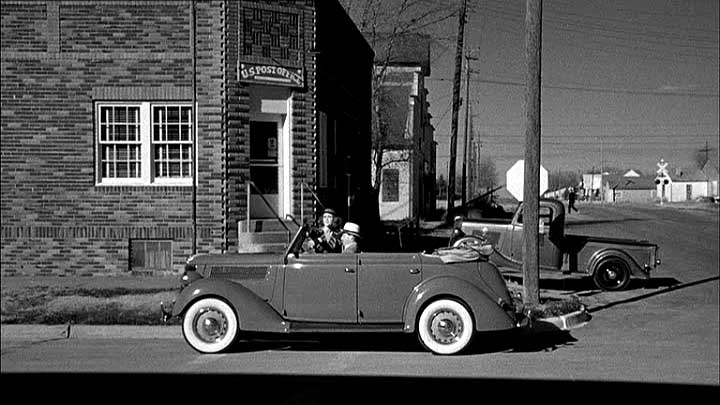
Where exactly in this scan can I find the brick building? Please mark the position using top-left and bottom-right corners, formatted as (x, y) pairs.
(1, 0), (373, 276)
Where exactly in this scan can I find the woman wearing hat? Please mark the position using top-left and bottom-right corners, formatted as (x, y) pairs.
(340, 222), (361, 254)
(308, 208), (342, 253)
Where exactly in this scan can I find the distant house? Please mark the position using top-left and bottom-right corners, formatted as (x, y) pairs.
(603, 161), (719, 203)
(664, 162), (719, 202)
(604, 174), (657, 203)
(371, 33), (436, 221)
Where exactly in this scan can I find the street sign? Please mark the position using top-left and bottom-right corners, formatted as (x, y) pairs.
(506, 159), (548, 201)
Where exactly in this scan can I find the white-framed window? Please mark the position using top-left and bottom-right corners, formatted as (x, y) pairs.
(96, 102), (193, 186)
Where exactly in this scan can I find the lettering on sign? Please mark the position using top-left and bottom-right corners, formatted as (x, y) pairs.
(239, 63), (304, 87)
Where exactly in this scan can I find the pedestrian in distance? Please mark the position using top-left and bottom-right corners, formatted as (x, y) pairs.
(568, 186), (579, 214)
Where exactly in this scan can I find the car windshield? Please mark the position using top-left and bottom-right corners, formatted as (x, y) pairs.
(284, 224), (310, 262)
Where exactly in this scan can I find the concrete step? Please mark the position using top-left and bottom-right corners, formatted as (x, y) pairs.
(238, 230), (292, 245)
(237, 242), (288, 254)
(241, 219), (300, 233)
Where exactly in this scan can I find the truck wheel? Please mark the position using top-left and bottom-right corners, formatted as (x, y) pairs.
(418, 299), (474, 355)
(593, 258), (631, 291)
(182, 298), (238, 354)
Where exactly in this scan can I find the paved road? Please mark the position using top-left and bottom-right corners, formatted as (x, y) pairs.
(2, 203), (718, 397)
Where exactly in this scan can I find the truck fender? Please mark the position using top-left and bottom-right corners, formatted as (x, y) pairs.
(172, 278), (288, 333)
(402, 276), (515, 333)
(586, 249), (648, 279)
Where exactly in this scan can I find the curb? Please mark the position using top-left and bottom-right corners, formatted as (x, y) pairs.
(1, 324), (181, 341)
(535, 307), (592, 331)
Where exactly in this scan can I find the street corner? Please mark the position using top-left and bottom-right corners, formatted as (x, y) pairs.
(1, 324), (181, 341)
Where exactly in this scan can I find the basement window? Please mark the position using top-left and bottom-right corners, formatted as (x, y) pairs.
(130, 240), (173, 273)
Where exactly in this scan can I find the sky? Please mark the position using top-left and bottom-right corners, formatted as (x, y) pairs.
(422, 0), (719, 184)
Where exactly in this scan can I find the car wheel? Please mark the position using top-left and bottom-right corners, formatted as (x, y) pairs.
(418, 299), (474, 355)
(593, 258), (631, 291)
(182, 298), (238, 354)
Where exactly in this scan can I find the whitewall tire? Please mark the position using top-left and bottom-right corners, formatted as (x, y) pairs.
(182, 298), (238, 354)
(418, 299), (474, 355)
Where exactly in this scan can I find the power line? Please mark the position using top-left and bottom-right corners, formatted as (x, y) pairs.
(427, 76), (719, 97)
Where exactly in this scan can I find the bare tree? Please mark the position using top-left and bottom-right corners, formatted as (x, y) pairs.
(340, 0), (458, 197)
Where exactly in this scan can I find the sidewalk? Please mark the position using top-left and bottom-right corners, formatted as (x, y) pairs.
(1, 324), (181, 340)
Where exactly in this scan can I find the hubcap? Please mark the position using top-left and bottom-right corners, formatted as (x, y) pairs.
(193, 308), (228, 344)
(605, 268), (618, 280)
(429, 310), (463, 344)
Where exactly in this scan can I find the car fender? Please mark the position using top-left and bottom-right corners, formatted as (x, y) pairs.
(402, 276), (515, 333)
(172, 278), (288, 333)
(586, 249), (648, 279)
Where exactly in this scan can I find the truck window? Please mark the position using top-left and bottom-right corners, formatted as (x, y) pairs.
(516, 206), (553, 226)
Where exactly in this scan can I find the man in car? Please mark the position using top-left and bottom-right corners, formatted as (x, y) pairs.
(340, 222), (361, 253)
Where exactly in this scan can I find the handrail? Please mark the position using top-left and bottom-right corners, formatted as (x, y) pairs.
(300, 182), (326, 225)
(245, 181), (297, 240)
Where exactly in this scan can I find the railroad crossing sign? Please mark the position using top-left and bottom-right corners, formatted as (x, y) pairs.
(506, 160), (548, 201)
(655, 158), (670, 185)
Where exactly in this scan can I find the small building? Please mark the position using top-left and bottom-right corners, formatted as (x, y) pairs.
(604, 175), (657, 203)
(1, 0), (373, 276)
(664, 163), (719, 202)
(371, 33), (436, 221)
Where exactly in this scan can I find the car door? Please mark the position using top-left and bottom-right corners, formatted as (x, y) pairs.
(357, 253), (421, 323)
(283, 253), (357, 323)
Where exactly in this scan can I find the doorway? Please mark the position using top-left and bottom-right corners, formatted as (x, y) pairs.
(250, 119), (282, 218)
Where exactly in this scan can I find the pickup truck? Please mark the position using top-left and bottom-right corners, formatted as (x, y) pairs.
(449, 198), (661, 291)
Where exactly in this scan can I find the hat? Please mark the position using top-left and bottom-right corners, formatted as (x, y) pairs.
(341, 222), (361, 238)
(323, 208), (337, 216)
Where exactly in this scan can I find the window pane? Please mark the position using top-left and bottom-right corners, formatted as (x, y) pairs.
(182, 163), (190, 177)
(100, 107), (111, 124)
(153, 106), (163, 123)
(169, 162), (181, 177)
(100, 126), (107, 141)
(116, 162), (128, 177)
(167, 125), (179, 141)
(116, 125), (127, 141)
(181, 107), (191, 123)
(167, 107), (180, 123)
(154, 145), (164, 160)
(117, 145), (128, 160)
(128, 107), (139, 123)
(115, 107), (126, 123)
(182, 146), (191, 159)
(127, 124), (139, 141)
(168, 145), (180, 160)
(382, 169), (399, 202)
(180, 126), (189, 141)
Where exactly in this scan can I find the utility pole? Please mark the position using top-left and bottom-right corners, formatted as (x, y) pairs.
(522, 0), (542, 307)
(447, 0), (467, 210)
(462, 54), (477, 205)
(191, 0), (197, 255)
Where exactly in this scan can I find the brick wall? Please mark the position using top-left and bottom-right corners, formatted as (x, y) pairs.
(0, 0), (221, 276)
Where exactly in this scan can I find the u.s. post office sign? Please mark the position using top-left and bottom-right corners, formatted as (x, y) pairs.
(239, 63), (304, 88)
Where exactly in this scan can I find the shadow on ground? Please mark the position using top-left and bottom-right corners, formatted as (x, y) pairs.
(503, 274), (681, 293)
(224, 324), (576, 356)
(586, 276), (720, 313)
